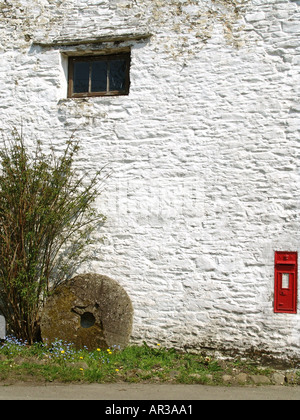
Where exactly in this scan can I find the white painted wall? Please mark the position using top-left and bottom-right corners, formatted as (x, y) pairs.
(0, 0), (299, 362)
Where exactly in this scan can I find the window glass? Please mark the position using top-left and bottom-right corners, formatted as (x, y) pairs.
(109, 59), (127, 91)
(73, 61), (90, 93)
(91, 61), (107, 92)
(69, 53), (130, 97)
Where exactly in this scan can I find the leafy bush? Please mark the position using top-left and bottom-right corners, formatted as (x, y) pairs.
(0, 129), (106, 343)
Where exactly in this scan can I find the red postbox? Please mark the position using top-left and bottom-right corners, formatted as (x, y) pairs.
(274, 251), (298, 313)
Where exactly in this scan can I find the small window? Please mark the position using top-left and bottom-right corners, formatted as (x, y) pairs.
(68, 52), (130, 98)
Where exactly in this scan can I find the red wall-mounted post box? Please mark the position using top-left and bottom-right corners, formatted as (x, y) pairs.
(274, 251), (298, 314)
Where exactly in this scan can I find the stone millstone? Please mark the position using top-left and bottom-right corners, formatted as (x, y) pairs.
(40, 273), (133, 350)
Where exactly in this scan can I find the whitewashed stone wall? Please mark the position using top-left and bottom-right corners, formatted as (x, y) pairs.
(0, 0), (299, 362)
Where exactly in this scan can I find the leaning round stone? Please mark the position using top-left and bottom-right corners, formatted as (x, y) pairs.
(40, 273), (133, 350)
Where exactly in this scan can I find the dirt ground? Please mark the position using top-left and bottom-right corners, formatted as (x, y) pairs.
(0, 382), (299, 400)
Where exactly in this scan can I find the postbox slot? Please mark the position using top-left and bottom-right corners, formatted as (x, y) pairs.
(281, 273), (289, 289)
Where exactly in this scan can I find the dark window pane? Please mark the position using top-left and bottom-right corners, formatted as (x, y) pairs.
(73, 62), (89, 93)
(91, 61), (107, 92)
(109, 59), (127, 91)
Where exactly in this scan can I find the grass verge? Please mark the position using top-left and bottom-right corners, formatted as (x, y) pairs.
(0, 337), (298, 386)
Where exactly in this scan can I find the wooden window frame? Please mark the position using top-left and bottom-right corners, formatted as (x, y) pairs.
(68, 52), (130, 98)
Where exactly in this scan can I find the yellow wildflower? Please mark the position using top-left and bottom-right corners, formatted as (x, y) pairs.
(61, 350), (65, 354)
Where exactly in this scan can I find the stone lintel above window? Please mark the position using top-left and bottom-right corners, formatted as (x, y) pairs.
(32, 32), (152, 49)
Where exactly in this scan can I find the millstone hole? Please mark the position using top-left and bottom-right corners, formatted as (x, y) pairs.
(80, 312), (95, 328)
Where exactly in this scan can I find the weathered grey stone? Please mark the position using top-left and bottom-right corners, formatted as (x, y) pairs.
(40, 273), (133, 351)
(169, 370), (180, 378)
(236, 372), (248, 384)
(250, 375), (271, 385)
(0, 315), (5, 339)
(272, 372), (286, 385)
(222, 375), (233, 383)
(189, 373), (203, 380)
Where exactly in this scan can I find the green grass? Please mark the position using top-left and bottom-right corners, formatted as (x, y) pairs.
(0, 336), (295, 385)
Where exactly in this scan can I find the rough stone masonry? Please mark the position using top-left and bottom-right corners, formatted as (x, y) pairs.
(0, 0), (299, 363)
